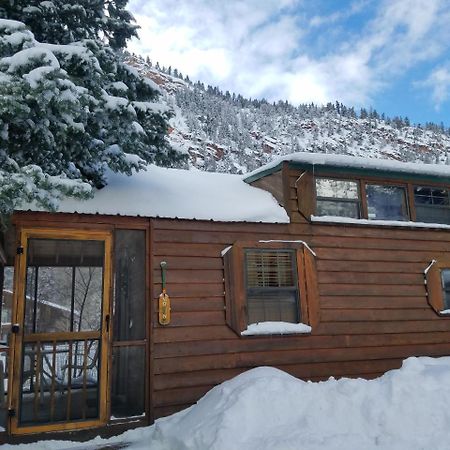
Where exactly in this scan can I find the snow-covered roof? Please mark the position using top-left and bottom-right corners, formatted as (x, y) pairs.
(20, 165), (289, 223)
(245, 152), (450, 183)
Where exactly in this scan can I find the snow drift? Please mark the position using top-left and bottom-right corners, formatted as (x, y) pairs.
(5, 357), (450, 450)
(149, 357), (450, 450)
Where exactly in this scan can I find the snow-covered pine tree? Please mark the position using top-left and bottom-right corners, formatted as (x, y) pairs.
(0, 1), (185, 222)
(0, 0), (138, 50)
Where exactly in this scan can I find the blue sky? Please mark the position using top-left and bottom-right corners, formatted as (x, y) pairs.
(128, 0), (450, 126)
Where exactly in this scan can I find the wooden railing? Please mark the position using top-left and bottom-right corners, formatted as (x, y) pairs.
(20, 332), (100, 424)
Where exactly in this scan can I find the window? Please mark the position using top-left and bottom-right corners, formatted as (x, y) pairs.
(424, 258), (450, 315)
(366, 184), (409, 221)
(245, 249), (299, 324)
(315, 178), (360, 218)
(414, 186), (450, 225)
(223, 241), (319, 335)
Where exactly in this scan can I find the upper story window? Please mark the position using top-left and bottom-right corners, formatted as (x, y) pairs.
(414, 186), (450, 225)
(315, 178), (360, 218)
(365, 184), (409, 221)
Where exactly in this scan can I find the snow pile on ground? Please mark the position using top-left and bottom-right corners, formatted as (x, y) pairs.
(5, 357), (450, 450)
(21, 165), (289, 223)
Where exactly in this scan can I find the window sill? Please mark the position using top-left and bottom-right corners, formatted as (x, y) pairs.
(311, 215), (450, 230)
(241, 321), (312, 336)
(439, 309), (450, 315)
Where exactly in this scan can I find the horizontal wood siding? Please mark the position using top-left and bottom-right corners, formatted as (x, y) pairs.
(12, 211), (450, 424)
(151, 217), (450, 418)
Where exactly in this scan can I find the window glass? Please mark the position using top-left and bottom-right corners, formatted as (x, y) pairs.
(111, 346), (145, 418)
(113, 230), (146, 341)
(316, 179), (359, 199)
(316, 200), (359, 218)
(442, 269), (450, 310)
(414, 186), (450, 224)
(366, 184), (409, 221)
(245, 250), (299, 324)
(315, 178), (360, 218)
(24, 239), (104, 334)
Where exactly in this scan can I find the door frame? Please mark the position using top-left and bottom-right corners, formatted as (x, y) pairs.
(8, 227), (113, 435)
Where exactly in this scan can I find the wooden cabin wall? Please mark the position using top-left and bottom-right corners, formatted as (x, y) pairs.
(11, 212), (450, 423)
(151, 217), (450, 419)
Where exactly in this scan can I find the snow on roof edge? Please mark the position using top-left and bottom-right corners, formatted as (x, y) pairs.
(244, 152), (450, 183)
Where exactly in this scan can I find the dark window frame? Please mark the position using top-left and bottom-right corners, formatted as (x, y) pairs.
(364, 182), (410, 221)
(413, 185), (450, 225)
(223, 241), (320, 336)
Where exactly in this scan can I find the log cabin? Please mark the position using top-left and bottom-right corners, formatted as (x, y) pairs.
(1, 152), (450, 440)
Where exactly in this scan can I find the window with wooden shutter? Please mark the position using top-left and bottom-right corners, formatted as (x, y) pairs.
(223, 241), (319, 336)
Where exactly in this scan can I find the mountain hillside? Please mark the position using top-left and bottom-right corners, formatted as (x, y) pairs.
(127, 55), (450, 174)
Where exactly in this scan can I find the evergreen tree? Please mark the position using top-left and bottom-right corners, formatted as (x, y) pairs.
(1, 0), (138, 49)
(0, 2), (185, 220)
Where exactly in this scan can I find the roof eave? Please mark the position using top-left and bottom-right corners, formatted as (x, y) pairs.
(244, 160), (450, 185)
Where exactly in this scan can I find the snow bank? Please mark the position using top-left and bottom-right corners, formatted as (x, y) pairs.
(5, 357), (450, 450)
(246, 151), (450, 180)
(21, 165), (289, 223)
(148, 357), (450, 450)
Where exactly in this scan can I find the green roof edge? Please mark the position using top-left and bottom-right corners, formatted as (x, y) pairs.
(244, 162), (284, 183)
(244, 161), (450, 185)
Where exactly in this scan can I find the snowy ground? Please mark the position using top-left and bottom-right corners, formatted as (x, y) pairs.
(4, 357), (450, 450)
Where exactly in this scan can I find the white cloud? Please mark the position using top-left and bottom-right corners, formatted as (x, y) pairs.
(419, 65), (450, 109)
(128, 0), (450, 108)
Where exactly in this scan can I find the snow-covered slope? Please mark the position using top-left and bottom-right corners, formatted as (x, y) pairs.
(126, 55), (450, 175)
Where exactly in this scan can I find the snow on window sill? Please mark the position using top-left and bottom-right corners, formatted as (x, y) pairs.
(440, 309), (450, 315)
(311, 215), (450, 230)
(241, 321), (312, 336)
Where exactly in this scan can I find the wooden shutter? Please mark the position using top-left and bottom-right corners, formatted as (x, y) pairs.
(223, 244), (246, 335)
(296, 171), (315, 219)
(425, 261), (445, 314)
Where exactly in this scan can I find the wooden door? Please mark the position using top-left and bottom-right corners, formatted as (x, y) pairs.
(8, 228), (112, 434)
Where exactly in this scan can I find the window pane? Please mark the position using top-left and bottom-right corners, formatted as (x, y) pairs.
(316, 178), (359, 199)
(414, 186), (450, 224)
(245, 250), (299, 324)
(247, 291), (298, 324)
(316, 200), (360, 218)
(246, 250), (296, 288)
(414, 186), (449, 205)
(366, 184), (409, 221)
(113, 230), (146, 341)
(111, 346), (145, 418)
(415, 205), (450, 225)
(442, 269), (450, 310)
